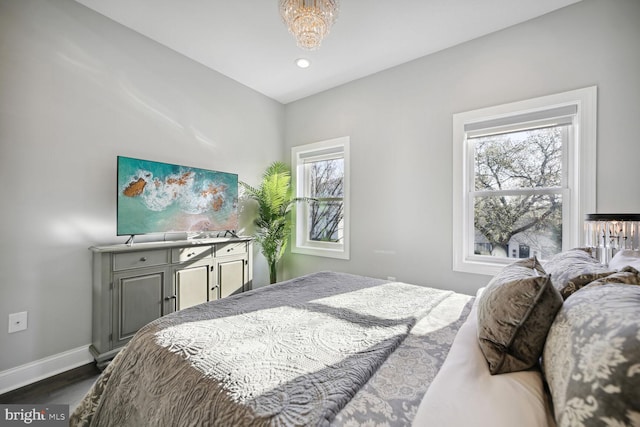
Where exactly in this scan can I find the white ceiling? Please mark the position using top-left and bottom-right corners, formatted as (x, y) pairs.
(73, 0), (582, 104)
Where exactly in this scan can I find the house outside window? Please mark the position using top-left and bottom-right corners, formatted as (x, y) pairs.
(453, 87), (597, 276)
(291, 137), (350, 259)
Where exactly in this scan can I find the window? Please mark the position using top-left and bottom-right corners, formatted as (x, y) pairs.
(291, 137), (350, 259)
(453, 87), (597, 276)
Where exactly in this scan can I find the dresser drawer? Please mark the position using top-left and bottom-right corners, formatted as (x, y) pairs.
(171, 245), (213, 263)
(216, 242), (248, 257)
(113, 249), (170, 271)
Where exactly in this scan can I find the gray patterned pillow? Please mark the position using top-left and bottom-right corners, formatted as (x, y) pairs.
(543, 248), (614, 297)
(477, 257), (563, 375)
(542, 284), (640, 427)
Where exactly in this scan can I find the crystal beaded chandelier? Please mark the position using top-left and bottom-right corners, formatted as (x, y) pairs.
(279, 0), (339, 50)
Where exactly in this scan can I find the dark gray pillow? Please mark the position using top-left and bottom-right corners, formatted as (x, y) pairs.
(561, 266), (640, 299)
(477, 257), (563, 375)
(542, 248), (613, 297)
(543, 284), (640, 427)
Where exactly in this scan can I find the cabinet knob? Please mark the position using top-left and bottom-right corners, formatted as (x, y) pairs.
(164, 295), (177, 300)
(140, 257), (147, 262)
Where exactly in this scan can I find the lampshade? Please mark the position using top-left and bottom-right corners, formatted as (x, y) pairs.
(584, 213), (640, 264)
(279, 0), (339, 50)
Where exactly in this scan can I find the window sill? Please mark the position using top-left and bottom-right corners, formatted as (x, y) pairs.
(453, 256), (514, 277)
(291, 244), (349, 260)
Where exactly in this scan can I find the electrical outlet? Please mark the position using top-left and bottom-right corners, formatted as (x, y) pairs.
(8, 311), (28, 333)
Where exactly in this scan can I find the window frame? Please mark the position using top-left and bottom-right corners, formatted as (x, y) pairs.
(291, 136), (350, 260)
(452, 87), (597, 276)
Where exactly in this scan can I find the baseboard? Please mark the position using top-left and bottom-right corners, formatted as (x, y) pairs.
(0, 345), (93, 395)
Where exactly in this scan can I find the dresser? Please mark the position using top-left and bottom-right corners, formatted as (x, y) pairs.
(89, 237), (253, 368)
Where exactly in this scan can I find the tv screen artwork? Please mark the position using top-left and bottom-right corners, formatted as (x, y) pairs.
(117, 156), (238, 236)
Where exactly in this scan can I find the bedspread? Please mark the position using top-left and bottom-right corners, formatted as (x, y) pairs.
(71, 271), (473, 426)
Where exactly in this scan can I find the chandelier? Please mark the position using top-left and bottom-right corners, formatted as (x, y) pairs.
(279, 0), (339, 50)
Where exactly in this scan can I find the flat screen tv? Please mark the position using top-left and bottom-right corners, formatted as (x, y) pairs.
(117, 156), (238, 237)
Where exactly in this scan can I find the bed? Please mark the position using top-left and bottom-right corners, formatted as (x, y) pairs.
(71, 253), (640, 427)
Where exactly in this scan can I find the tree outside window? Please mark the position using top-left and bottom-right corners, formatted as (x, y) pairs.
(307, 158), (344, 243)
(472, 126), (564, 260)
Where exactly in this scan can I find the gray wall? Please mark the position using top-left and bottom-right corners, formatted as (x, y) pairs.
(281, 0), (640, 294)
(0, 0), (283, 372)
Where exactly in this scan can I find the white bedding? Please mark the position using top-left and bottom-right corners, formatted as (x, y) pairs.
(72, 272), (474, 427)
(412, 289), (556, 427)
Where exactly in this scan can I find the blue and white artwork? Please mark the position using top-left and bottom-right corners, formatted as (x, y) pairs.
(117, 156), (238, 236)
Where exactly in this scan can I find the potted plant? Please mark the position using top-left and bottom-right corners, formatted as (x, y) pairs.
(241, 161), (304, 284)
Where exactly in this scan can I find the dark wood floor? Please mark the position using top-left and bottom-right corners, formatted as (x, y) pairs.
(0, 363), (101, 411)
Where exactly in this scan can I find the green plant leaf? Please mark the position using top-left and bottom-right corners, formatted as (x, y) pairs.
(240, 161), (309, 283)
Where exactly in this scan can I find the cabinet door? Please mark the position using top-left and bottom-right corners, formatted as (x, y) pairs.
(174, 264), (214, 311)
(218, 257), (248, 298)
(112, 267), (168, 349)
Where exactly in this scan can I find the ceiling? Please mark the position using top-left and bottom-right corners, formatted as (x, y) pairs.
(73, 0), (582, 104)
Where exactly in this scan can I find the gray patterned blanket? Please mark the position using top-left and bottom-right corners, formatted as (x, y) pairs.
(71, 272), (473, 426)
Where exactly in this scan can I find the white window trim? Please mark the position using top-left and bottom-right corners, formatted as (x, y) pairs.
(453, 87), (597, 276)
(291, 136), (350, 260)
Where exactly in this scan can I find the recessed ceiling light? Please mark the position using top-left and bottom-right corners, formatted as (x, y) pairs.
(295, 58), (311, 69)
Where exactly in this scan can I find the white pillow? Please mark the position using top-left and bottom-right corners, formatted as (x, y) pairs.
(608, 249), (640, 271)
(412, 291), (556, 427)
